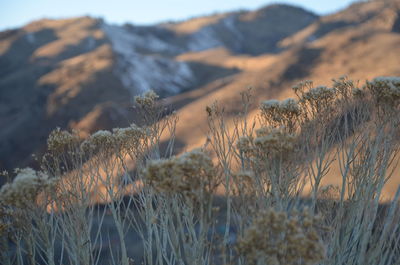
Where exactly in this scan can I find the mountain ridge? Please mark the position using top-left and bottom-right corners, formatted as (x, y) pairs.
(1, 0), (400, 174)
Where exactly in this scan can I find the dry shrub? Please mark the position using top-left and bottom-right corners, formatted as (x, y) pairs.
(1, 77), (400, 265)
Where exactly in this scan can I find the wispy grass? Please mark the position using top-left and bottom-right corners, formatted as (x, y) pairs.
(1, 76), (400, 265)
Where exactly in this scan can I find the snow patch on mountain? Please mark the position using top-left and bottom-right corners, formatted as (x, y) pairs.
(102, 23), (194, 96)
(223, 16), (241, 37)
(187, 26), (222, 51)
(186, 14), (243, 52)
(85, 36), (96, 50)
(118, 53), (194, 94)
(25, 32), (36, 44)
(221, 15), (243, 51)
(103, 24), (179, 54)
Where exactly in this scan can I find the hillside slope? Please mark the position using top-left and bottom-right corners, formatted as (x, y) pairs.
(0, 4), (317, 170)
(1, 0), (400, 175)
(168, 0), (400, 151)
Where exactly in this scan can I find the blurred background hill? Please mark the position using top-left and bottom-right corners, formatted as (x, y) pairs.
(1, 0), (400, 175)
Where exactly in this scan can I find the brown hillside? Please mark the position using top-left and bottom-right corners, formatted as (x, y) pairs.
(1, 0), (400, 197)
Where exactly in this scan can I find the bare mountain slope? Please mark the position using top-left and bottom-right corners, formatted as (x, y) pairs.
(1, 0), (400, 175)
(0, 4), (317, 170)
(166, 0), (400, 197)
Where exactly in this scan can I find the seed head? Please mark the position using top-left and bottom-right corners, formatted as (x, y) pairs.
(261, 99), (280, 110)
(81, 130), (115, 151)
(260, 98), (301, 129)
(351, 87), (365, 98)
(113, 124), (145, 150)
(367, 76), (400, 105)
(281, 98), (301, 114)
(302, 86), (336, 102)
(143, 149), (216, 200)
(47, 128), (80, 153)
(237, 136), (254, 155)
(261, 98), (300, 115)
(292, 80), (313, 94)
(254, 127), (296, 157)
(237, 209), (325, 265)
(134, 90), (159, 108)
(0, 168), (55, 208)
(233, 170), (255, 195)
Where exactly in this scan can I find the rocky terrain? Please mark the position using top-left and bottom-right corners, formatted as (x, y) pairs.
(1, 0), (400, 182)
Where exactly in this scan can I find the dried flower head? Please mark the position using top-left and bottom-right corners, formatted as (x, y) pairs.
(260, 98), (301, 127)
(237, 209), (325, 265)
(113, 124), (145, 150)
(143, 149), (216, 200)
(0, 204), (11, 237)
(318, 184), (340, 199)
(254, 127), (296, 157)
(134, 90), (159, 108)
(302, 86), (337, 102)
(332, 76), (356, 97)
(281, 98), (301, 113)
(47, 128), (80, 153)
(81, 130), (115, 151)
(366, 76), (400, 105)
(233, 170), (255, 195)
(351, 87), (365, 98)
(237, 136), (254, 155)
(316, 185), (340, 219)
(292, 80), (313, 95)
(0, 168), (55, 208)
(261, 99), (280, 110)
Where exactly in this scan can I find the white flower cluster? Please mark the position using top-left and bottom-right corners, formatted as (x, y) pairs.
(81, 125), (145, 152)
(234, 170), (255, 194)
(351, 87), (365, 97)
(47, 128), (80, 152)
(260, 98), (301, 124)
(301, 86), (337, 102)
(254, 127), (296, 156)
(292, 80), (313, 94)
(134, 90), (159, 108)
(261, 99), (280, 110)
(144, 149), (216, 199)
(368, 77), (400, 102)
(332, 75), (355, 95)
(0, 168), (55, 208)
(88, 130), (114, 146)
(113, 125), (145, 148)
(237, 209), (325, 265)
(237, 136), (253, 154)
(280, 98), (301, 114)
(372, 76), (400, 84)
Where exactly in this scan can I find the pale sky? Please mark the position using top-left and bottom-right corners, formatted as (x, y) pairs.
(0, 0), (356, 30)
